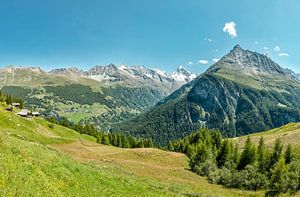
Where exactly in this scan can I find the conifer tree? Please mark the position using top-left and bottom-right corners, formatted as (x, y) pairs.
(186, 144), (195, 158)
(122, 135), (130, 148)
(5, 94), (12, 105)
(112, 133), (118, 146)
(284, 144), (293, 164)
(233, 143), (240, 165)
(96, 133), (103, 143)
(168, 142), (174, 151)
(117, 135), (123, 147)
(102, 134), (110, 145)
(257, 137), (268, 173)
(19, 99), (24, 109)
(269, 139), (283, 169)
(216, 140), (232, 168)
(238, 137), (257, 170)
(270, 157), (288, 193)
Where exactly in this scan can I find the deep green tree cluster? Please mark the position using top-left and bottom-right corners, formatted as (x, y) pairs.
(0, 90), (24, 109)
(96, 132), (153, 148)
(46, 116), (153, 149)
(168, 129), (300, 194)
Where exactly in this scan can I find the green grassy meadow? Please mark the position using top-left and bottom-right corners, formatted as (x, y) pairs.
(0, 106), (263, 196)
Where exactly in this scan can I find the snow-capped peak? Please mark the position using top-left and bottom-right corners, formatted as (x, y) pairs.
(153, 68), (168, 78)
(171, 66), (196, 82)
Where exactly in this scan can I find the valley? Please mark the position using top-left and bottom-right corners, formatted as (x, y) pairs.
(1, 1), (300, 196)
(0, 106), (261, 196)
(0, 65), (195, 130)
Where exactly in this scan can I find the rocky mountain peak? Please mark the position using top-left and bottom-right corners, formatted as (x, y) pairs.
(1, 65), (44, 74)
(49, 67), (84, 76)
(207, 45), (296, 79)
(171, 66), (196, 82)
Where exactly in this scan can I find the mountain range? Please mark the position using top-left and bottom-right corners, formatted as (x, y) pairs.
(114, 45), (300, 145)
(0, 64), (195, 129)
(1, 45), (300, 146)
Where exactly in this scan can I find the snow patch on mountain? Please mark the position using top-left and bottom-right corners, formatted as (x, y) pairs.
(171, 65), (196, 82)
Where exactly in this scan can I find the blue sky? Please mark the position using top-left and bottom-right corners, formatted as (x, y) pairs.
(0, 0), (299, 74)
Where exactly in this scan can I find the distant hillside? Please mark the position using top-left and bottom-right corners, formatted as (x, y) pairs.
(114, 45), (300, 145)
(232, 122), (300, 157)
(0, 105), (260, 196)
(0, 65), (195, 130)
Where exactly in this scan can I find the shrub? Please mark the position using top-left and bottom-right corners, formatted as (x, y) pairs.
(48, 124), (54, 129)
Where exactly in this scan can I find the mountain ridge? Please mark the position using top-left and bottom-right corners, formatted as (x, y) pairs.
(0, 64), (196, 130)
(114, 45), (300, 145)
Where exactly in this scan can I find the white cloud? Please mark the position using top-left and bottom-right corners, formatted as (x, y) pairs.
(188, 61), (193, 65)
(223, 21), (237, 38)
(204, 38), (213, 42)
(212, 58), (220, 62)
(198, 60), (209, 65)
(264, 47), (268, 50)
(274, 46), (280, 52)
(254, 41), (259, 44)
(278, 53), (289, 57)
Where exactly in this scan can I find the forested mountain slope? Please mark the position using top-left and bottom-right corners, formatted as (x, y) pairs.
(114, 45), (300, 145)
(0, 65), (194, 130)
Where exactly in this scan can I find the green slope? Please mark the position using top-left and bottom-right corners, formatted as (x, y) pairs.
(114, 46), (300, 146)
(0, 66), (169, 130)
(232, 122), (300, 157)
(0, 105), (261, 196)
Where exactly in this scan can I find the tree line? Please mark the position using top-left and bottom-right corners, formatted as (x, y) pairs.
(0, 90), (24, 109)
(46, 116), (153, 148)
(168, 128), (300, 195)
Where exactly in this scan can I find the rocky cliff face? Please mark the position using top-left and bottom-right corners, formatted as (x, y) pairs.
(115, 45), (300, 145)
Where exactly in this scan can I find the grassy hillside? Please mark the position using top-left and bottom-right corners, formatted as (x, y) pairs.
(0, 106), (262, 196)
(232, 122), (300, 157)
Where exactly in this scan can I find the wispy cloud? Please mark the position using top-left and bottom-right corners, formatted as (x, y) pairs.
(274, 46), (280, 52)
(198, 60), (209, 65)
(204, 38), (213, 42)
(263, 47), (268, 50)
(223, 21), (237, 38)
(212, 58), (220, 63)
(278, 53), (289, 57)
(254, 41), (259, 44)
(188, 61), (193, 65)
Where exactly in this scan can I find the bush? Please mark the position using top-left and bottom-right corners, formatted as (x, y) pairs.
(48, 124), (54, 129)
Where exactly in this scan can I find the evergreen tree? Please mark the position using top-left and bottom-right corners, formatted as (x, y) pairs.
(112, 133), (118, 146)
(96, 133), (103, 143)
(168, 142), (174, 151)
(269, 139), (283, 169)
(216, 140), (233, 168)
(186, 144), (195, 158)
(122, 135), (130, 148)
(211, 130), (222, 149)
(5, 94), (12, 105)
(257, 137), (268, 173)
(19, 99), (24, 109)
(284, 144), (293, 164)
(117, 135), (123, 147)
(233, 143), (240, 165)
(238, 137), (257, 170)
(270, 157), (288, 193)
(102, 134), (110, 145)
(144, 139), (153, 148)
(190, 142), (209, 170)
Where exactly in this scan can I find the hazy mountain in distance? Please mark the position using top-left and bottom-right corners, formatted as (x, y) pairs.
(0, 64), (196, 129)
